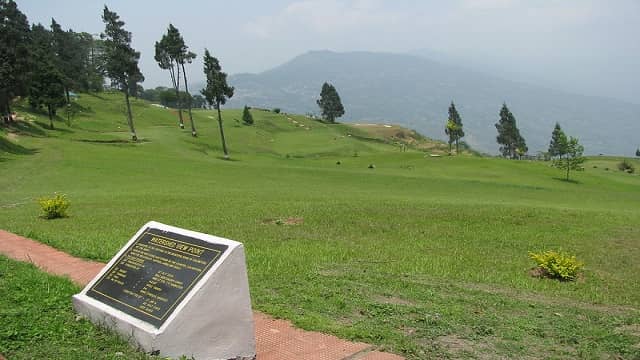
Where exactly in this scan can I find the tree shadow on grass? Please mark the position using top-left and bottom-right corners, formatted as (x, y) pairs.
(33, 120), (74, 134)
(87, 92), (107, 101)
(0, 135), (39, 155)
(552, 177), (581, 184)
(76, 138), (150, 147)
(2, 120), (47, 137)
(190, 141), (239, 160)
(191, 141), (217, 155)
(69, 101), (94, 114)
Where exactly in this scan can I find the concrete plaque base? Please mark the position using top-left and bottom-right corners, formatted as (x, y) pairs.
(73, 221), (256, 360)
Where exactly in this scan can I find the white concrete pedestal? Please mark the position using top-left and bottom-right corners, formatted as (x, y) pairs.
(73, 221), (256, 360)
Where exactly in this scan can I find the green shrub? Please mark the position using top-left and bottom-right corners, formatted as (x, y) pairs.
(38, 193), (70, 219)
(272, 108), (281, 114)
(617, 160), (634, 173)
(529, 250), (583, 281)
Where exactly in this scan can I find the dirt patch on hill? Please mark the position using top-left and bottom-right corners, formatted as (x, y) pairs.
(432, 334), (502, 359)
(350, 123), (454, 154)
(616, 324), (640, 337)
(373, 295), (416, 306)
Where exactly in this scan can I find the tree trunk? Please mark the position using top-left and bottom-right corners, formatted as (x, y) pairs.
(65, 87), (71, 125)
(216, 105), (229, 159)
(124, 90), (138, 141)
(5, 101), (12, 123)
(167, 65), (183, 129)
(455, 139), (459, 155)
(175, 60), (184, 129)
(47, 105), (54, 129)
(181, 62), (197, 137)
(566, 158), (570, 181)
(448, 141), (452, 154)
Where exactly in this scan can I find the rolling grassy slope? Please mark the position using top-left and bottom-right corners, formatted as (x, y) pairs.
(1, 93), (639, 359)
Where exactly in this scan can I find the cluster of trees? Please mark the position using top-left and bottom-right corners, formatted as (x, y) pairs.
(312, 83), (594, 175)
(439, 101), (586, 179)
(441, 102), (525, 158)
(1, 1), (237, 158)
(313, 84), (532, 161)
(492, 104), (588, 179)
(138, 87), (205, 109)
(0, 0), (105, 128)
(313, 84), (530, 160)
(1, 1), (611, 167)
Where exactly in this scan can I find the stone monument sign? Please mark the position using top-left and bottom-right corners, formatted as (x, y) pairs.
(73, 221), (256, 360)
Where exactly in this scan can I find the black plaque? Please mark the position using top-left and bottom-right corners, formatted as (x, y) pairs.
(87, 227), (228, 328)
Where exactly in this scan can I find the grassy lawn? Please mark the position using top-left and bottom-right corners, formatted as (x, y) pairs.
(1, 93), (639, 359)
(0, 255), (165, 359)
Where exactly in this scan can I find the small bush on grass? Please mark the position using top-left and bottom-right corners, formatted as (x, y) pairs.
(38, 193), (70, 219)
(529, 250), (583, 281)
(618, 160), (634, 173)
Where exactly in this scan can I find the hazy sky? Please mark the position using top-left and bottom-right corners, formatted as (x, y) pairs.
(18, 0), (640, 103)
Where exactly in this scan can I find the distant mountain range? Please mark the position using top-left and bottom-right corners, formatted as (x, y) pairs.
(221, 50), (639, 155)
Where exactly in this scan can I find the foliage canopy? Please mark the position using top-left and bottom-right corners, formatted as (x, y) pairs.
(317, 82), (345, 123)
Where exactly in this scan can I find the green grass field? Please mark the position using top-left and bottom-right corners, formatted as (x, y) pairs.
(1, 92), (639, 359)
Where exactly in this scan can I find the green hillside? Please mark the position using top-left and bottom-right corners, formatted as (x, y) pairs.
(1, 93), (640, 359)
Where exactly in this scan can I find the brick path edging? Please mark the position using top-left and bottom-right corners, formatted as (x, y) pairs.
(0, 229), (404, 360)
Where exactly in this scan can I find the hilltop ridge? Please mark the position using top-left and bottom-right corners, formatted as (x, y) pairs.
(1, 92), (468, 160)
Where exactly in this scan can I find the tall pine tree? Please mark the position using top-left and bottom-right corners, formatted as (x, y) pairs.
(178, 47), (197, 136)
(201, 49), (234, 159)
(101, 6), (144, 141)
(495, 103), (526, 159)
(155, 24), (197, 135)
(548, 122), (567, 159)
(242, 105), (253, 125)
(155, 24), (188, 131)
(317, 82), (345, 123)
(445, 101), (465, 154)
